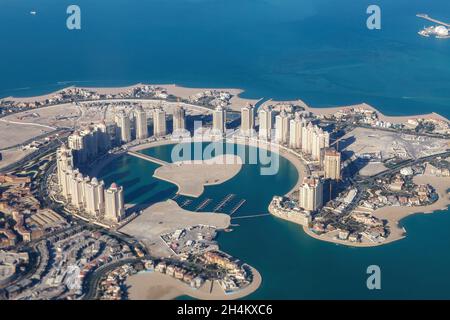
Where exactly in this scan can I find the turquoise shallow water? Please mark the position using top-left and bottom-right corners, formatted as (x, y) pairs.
(96, 143), (450, 299)
(1, 0), (450, 118)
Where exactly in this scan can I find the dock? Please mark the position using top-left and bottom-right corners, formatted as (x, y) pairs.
(417, 14), (450, 28)
(172, 194), (180, 200)
(213, 194), (236, 212)
(229, 199), (246, 216)
(195, 198), (212, 211)
(180, 199), (192, 208)
(127, 150), (169, 166)
(231, 213), (271, 220)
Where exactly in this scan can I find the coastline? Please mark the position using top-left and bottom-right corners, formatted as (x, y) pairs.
(260, 99), (449, 125)
(2, 83), (449, 122)
(126, 265), (262, 300)
(119, 199), (261, 300)
(300, 174), (450, 248)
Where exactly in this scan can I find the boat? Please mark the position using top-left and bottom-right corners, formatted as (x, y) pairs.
(30, 11), (37, 15)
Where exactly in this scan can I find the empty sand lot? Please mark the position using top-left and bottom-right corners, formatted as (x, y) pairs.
(119, 200), (230, 257)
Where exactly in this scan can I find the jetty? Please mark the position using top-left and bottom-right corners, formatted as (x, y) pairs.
(127, 150), (169, 166)
(195, 198), (212, 211)
(232, 213), (271, 220)
(417, 14), (450, 28)
(180, 199), (192, 208)
(229, 199), (246, 216)
(213, 194), (236, 212)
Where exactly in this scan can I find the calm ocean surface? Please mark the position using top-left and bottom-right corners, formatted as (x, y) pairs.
(97, 143), (450, 299)
(1, 0), (450, 118)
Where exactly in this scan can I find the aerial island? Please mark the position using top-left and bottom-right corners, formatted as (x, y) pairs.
(417, 14), (450, 38)
(0, 83), (449, 300)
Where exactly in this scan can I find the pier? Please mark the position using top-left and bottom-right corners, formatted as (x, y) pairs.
(231, 213), (271, 220)
(171, 194), (180, 200)
(229, 199), (246, 216)
(417, 14), (450, 28)
(213, 194), (236, 212)
(180, 199), (192, 208)
(195, 198), (212, 211)
(127, 150), (169, 166)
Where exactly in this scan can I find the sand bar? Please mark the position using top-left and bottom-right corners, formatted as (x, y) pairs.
(153, 154), (242, 198)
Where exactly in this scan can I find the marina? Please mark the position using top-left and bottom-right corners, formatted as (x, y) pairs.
(180, 199), (193, 208)
(229, 199), (247, 216)
(213, 194), (236, 212)
(195, 198), (212, 211)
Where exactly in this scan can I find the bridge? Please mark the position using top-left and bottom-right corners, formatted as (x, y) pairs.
(127, 150), (169, 166)
(417, 14), (450, 28)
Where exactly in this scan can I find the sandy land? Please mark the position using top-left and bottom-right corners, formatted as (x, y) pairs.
(260, 99), (448, 124)
(0, 148), (35, 171)
(2, 87), (76, 103)
(302, 174), (450, 248)
(339, 127), (449, 160)
(1, 103), (80, 128)
(126, 265), (262, 300)
(358, 162), (388, 176)
(79, 84), (144, 95)
(306, 102), (449, 124)
(0, 121), (54, 150)
(0, 102), (83, 149)
(158, 84), (261, 112)
(259, 99), (309, 111)
(154, 155), (242, 198)
(120, 200), (230, 257)
(85, 83), (261, 112)
(158, 84), (242, 99)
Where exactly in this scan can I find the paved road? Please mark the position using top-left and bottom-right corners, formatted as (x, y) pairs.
(83, 258), (141, 300)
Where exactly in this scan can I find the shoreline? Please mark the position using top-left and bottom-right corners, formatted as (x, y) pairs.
(2, 83), (448, 122)
(126, 265), (262, 300)
(121, 137), (310, 196)
(153, 154), (243, 198)
(119, 199), (261, 300)
(299, 174), (450, 248)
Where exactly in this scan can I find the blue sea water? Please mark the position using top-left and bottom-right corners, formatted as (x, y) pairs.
(1, 0), (450, 118)
(97, 143), (450, 299)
